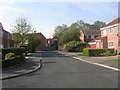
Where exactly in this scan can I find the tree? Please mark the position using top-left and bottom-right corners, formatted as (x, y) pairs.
(93, 21), (106, 29)
(27, 33), (41, 53)
(53, 24), (68, 37)
(12, 17), (34, 47)
(50, 40), (58, 50)
(53, 20), (106, 45)
(60, 23), (80, 45)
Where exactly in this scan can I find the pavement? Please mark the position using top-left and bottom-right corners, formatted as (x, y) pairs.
(58, 51), (120, 70)
(0, 52), (42, 80)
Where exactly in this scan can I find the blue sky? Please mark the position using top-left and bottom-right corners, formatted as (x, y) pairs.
(0, 1), (118, 38)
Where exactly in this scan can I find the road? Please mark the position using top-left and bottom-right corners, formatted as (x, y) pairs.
(2, 51), (118, 88)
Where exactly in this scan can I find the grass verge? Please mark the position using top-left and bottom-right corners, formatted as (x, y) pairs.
(76, 53), (84, 56)
(108, 59), (120, 62)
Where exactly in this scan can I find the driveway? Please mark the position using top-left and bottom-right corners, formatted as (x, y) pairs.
(2, 51), (118, 88)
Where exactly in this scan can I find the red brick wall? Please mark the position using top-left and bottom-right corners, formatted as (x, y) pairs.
(101, 25), (120, 54)
(35, 33), (47, 51)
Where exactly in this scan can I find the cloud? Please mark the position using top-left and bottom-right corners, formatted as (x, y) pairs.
(0, 5), (25, 13)
(74, 2), (118, 21)
(0, 0), (17, 5)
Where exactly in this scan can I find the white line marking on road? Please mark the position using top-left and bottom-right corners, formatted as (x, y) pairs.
(65, 54), (69, 56)
(73, 57), (120, 72)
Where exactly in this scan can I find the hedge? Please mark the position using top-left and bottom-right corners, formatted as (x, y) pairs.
(19, 46), (28, 55)
(2, 53), (25, 68)
(64, 41), (88, 52)
(1, 48), (26, 60)
(1, 47), (26, 68)
(83, 48), (115, 56)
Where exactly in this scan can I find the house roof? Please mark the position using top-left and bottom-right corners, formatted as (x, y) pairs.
(89, 36), (107, 42)
(81, 30), (101, 35)
(102, 17), (120, 28)
(35, 33), (46, 39)
(0, 22), (10, 34)
(0, 22), (3, 31)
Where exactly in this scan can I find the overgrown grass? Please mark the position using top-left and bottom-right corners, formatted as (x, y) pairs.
(108, 59), (120, 62)
(76, 53), (84, 56)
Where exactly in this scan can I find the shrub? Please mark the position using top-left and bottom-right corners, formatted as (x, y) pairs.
(64, 41), (88, 52)
(50, 40), (58, 50)
(28, 43), (36, 53)
(2, 53), (25, 68)
(1, 48), (26, 68)
(5, 53), (16, 60)
(83, 48), (115, 56)
(1, 48), (25, 60)
(83, 48), (90, 56)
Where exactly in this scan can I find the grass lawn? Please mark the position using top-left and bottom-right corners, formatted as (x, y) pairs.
(108, 59), (120, 62)
(76, 53), (84, 56)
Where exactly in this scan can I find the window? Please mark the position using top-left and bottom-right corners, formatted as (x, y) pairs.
(86, 35), (88, 39)
(89, 35), (91, 39)
(119, 41), (120, 47)
(91, 35), (94, 39)
(108, 41), (114, 48)
(103, 30), (106, 35)
(108, 28), (114, 34)
(118, 26), (120, 32)
(0, 44), (3, 48)
(85, 35), (88, 39)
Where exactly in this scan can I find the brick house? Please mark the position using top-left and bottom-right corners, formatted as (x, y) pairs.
(46, 38), (52, 46)
(80, 30), (101, 42)
(35, 33), (47, 51)
(0, 23), (12, 48)
(88, 36), (108, 49)
(46, 36), (60, 46)
(88, 18), (120, 54)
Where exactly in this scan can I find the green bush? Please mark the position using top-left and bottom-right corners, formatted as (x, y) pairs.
(64, 41), (87, 52)
(50, 40), (58, 50)
(5, 53), (16, 60)
(2, 53), (25, 68)
(1, 48), (25, 60)
(83, 48), (90, 56)
(28, 43), (36, 53)
(83, 48), (115, 56)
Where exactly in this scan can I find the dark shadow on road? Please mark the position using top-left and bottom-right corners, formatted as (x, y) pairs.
(40, 51), (70, 58)
(42, 61), (56, 64)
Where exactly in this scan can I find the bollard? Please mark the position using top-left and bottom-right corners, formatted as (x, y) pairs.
(40, 58), (42, 68)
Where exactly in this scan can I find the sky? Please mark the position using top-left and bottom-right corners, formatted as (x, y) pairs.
(0, 0), (119, 38)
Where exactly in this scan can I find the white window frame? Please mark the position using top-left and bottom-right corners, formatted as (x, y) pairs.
(0, 44), (3, 48)
(108, 41), (114, 48)
(108, 28), (114, 34)
(91, 35), (94, 39)
(103, 29), (106, 35)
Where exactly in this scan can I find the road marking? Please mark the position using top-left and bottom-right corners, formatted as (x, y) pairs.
(65, 54), (69, 56)
(73, 57), (120, 72)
